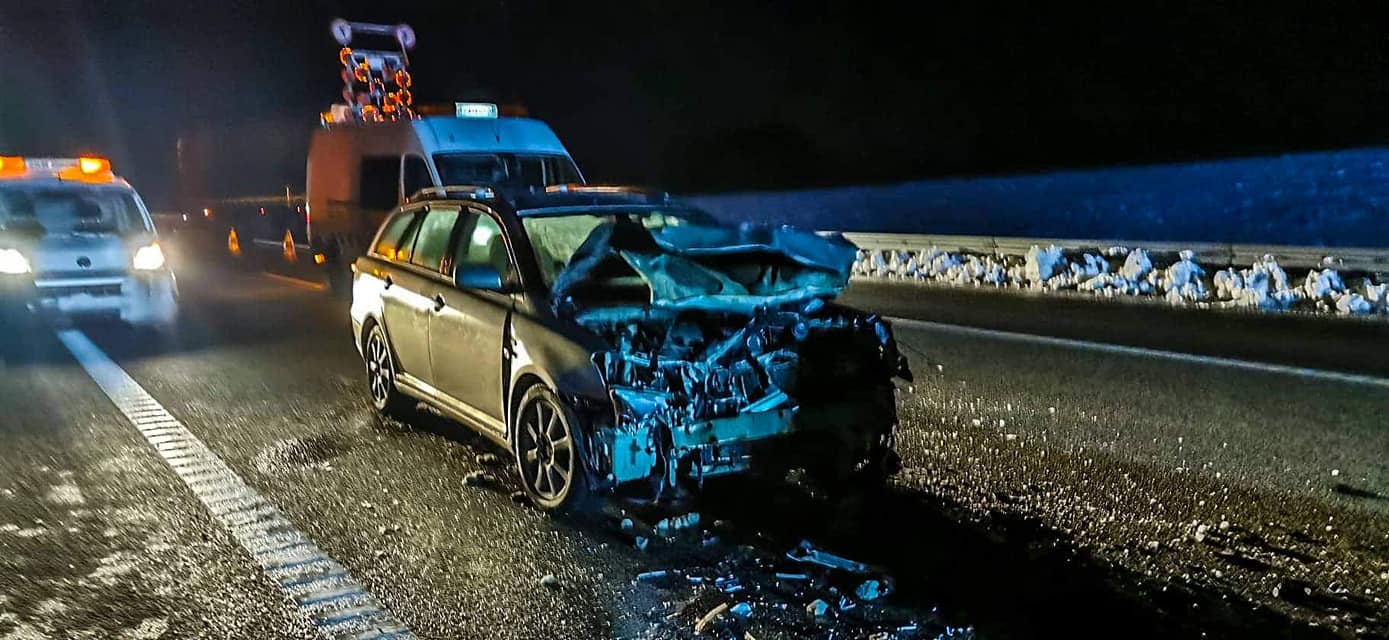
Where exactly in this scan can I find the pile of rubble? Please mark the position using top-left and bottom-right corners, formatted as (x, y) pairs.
(853, 245), (1389, 316)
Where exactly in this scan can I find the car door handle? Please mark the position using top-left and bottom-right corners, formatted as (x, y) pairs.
(382, 275), (393, 289)
(432, 294), (447, 312)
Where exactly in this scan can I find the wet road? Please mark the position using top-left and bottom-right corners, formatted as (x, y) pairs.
(1, 260), (1385, 639)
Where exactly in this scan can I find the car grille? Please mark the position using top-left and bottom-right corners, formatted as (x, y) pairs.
(39, 283), (123, 297)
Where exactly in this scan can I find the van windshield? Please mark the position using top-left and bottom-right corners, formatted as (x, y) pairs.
(0, 184), (149, 236)
(434, 153), (581, 190)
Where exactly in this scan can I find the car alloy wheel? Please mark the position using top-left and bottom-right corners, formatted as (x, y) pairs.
(365, 324), (409, 415)
(515, 387), (587, 510)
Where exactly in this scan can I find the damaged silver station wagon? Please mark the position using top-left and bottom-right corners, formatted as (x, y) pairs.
(350, 186), (912, 511)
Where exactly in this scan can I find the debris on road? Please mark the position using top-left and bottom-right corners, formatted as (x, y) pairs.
(540, 574), (560, 589)
(855, 579), (889, 601)
(637, 570), (672, 583)
(786, 539), (872, 574)
(628, 538), (947, 638)
(463, 470), (495, 486)
(655, 512), (701, 536)
(805, 598), (831, 620)
(694, 602), (730, 634)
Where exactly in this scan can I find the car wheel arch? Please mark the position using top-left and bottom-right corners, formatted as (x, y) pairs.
(507, 370), (551, 444)
(360, 315), (398, 367)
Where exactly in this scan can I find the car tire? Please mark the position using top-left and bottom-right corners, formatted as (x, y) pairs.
(513, 385), (594, 513)
(364, 321), (414, 418)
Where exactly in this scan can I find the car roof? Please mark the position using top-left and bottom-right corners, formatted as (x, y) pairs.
(407, 185), (681, 216)
(0, 175), (135, 191)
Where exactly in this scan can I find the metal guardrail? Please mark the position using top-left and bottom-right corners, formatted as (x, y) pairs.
(838, 232), (1389, 273)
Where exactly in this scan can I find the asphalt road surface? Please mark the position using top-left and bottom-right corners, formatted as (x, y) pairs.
(1, 258), (1385, 640)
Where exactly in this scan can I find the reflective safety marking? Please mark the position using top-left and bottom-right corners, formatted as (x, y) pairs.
(56, 330), (416, 639)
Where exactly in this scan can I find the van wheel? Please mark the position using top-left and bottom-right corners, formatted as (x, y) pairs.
(513, 386), (594, 513)
(365, 322), (413, 418)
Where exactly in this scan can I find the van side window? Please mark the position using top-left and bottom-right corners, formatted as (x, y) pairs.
(372, 210), (419, 261)
(402, 155), (432, 199)
(359, 156), (401, 210)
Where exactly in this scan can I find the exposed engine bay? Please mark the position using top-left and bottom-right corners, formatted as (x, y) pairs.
(546, 215), (913, 495)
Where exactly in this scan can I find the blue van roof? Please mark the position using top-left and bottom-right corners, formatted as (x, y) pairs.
(413, 116), (571, 156)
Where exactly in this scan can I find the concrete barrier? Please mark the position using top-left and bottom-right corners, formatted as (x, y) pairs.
(833, 232), (1389, 274)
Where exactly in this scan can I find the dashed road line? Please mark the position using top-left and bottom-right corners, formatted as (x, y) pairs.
(56, 329), (414, 640)
(890, 316), (1389, 389)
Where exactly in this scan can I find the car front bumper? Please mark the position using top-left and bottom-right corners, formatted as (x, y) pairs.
(30, 271), (178, 326)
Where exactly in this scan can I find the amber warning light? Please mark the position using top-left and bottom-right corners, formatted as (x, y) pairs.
(0, 156), (26, 175)
(78, 157), (109, 174)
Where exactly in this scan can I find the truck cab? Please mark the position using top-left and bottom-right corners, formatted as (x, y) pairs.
(305, 105), (584, 264)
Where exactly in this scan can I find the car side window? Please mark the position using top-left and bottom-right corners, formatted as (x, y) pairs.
(372, 210), (419, 261)
(453, 212), (513, 277)
(395, 213), (423, 263)
(359, 156), (401, 211)
(402, 155), (432, 199)
(410, 207), (461, 272)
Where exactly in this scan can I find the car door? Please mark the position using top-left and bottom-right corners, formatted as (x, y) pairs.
(429, 207), (514, 430)
(374, 206), (436, 382)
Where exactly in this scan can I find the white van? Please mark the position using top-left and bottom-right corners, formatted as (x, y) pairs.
(0, 156), (177, 329)
(305, 105), (584, 270)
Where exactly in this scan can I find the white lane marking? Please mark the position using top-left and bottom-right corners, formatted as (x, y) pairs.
(262, 272), (329, 292)
(888, 316), (1389, 390)
(56, 329), (414, 640)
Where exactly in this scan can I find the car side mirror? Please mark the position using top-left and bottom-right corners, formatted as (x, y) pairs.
(455, 264), (521, 293)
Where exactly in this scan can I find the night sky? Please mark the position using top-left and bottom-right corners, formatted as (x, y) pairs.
(2, 0), (1388, 209)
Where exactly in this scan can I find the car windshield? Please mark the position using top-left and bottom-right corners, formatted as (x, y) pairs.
(521, 209), (713, 287)
(0, 184), (148, 236)
(433, 153), (581, 190)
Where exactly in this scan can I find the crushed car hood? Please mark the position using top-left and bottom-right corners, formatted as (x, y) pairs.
(552, 220), (858, 312)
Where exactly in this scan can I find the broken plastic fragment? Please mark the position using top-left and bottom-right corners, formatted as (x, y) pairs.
(463, 470), (494, 486)
(774, 572), (810, 581)
(655, 512), (701, 536)
(729, 602), (752, 619)
(787, 540), (871, 574)
(637, 570), (671, 582)
(694, 602), (730, 634)
(855, 579), (888, 601)
(805, 598), (831, 620)
(634, 536), (650, 551)
(838, 595), (857, 611)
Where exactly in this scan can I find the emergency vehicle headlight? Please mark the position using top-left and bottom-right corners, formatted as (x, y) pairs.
(132, 243), (166, 271)
(455, 102), (498, 118)
(0, 249), (31, 275)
